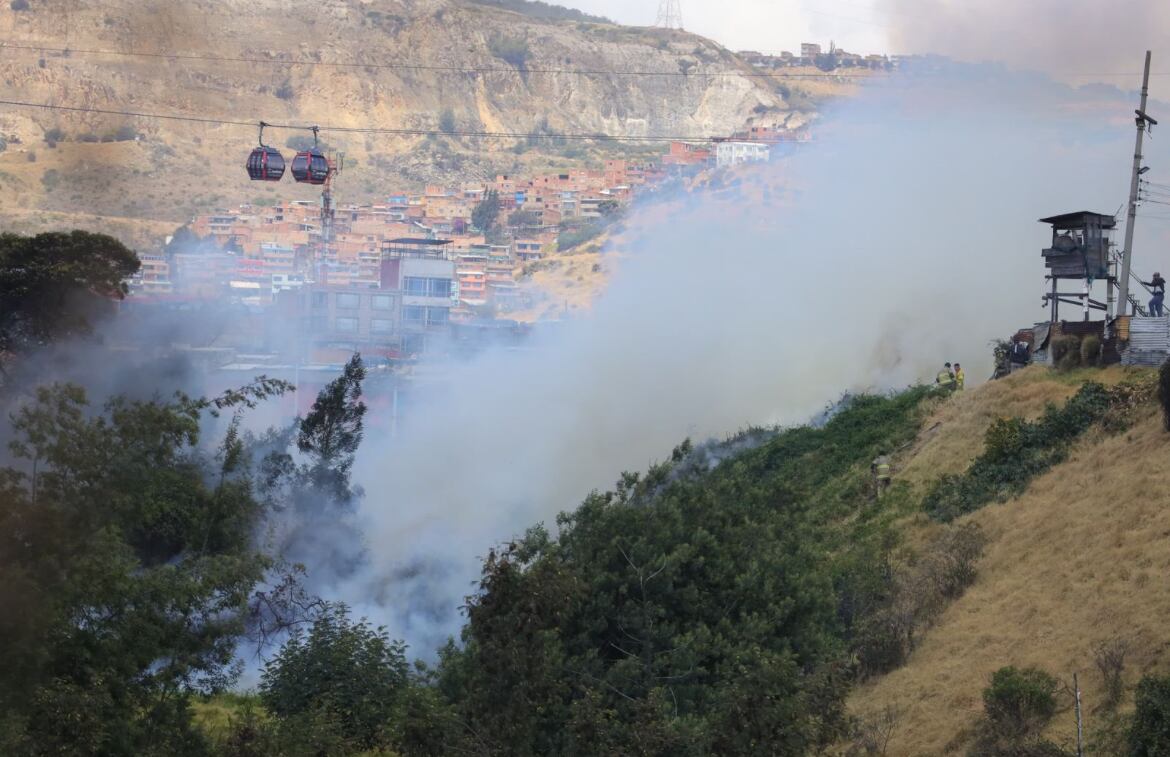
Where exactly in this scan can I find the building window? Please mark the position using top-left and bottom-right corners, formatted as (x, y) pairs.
(404, 277), (451, 298)
(310, 316), (328, 333)
(336, 293), (360, 309)
(426, 307), (449, 326)
(335, 317), (358, 333)
(403, 305), (425, 324)
(372, 294), (394, 310)
(312, 291), (328, 308)
(371, 318), (394, 334)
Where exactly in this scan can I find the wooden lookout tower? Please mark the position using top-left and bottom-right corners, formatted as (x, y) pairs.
(1038, 211), (1117, 322)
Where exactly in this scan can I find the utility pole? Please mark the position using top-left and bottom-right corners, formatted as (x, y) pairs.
(655, 0), (683, 30)
(1073, 672), (1084, 757)
(1117, 51), (1156, 317)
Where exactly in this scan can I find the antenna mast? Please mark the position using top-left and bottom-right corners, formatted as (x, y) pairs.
(1117, 50), (1156, 316)
(655, 0), (683, 30)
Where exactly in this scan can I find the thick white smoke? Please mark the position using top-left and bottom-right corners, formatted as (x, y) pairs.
(876, 0), (1170, 81)
(342, 61), (1170, 654)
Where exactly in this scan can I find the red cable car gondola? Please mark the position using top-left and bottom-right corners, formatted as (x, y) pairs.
(245, 122), (285, 181)
(291, 126), (330, 185)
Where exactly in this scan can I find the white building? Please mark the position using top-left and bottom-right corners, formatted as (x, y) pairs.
(715, 141), (771, 168)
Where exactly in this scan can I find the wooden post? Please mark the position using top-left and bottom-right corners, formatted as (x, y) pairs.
(1074, 672), (1084, 757)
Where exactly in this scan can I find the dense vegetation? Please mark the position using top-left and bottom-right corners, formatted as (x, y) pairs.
(7, 230), (1170, 754)
(0, 231), (140, 378)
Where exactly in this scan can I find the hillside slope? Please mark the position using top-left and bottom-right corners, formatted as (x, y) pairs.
(851, 366), (1168, 755)
(0, 0), (802, 243)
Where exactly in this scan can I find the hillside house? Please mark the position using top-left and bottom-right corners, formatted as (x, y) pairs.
(715, 141), (771, 167)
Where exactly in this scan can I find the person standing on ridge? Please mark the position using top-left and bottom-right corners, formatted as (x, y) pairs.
(1143, 272), (1166, 316)
(1009, 338), (1030, 374)
(936, 362), (955, 392)
(954, 362), (965, 390)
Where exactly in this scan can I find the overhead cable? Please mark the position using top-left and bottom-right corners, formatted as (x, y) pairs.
(0, 97), (807, 143)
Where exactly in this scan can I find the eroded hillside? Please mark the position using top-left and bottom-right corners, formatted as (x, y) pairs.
(0, 0), (816, 243)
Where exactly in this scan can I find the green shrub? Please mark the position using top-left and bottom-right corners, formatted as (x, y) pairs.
(260, 605), (408, 752)
(488, 34), (530, 68)
(1130, 674), (1170, 755)
(982, 666), (1059, 741)
(438, 107), (456, 134)
(1080, 335), (1101, 365)
(1050, 335), (1081, 370)
(924, 382), (1113, 521)
(983, 417), (1026, 463)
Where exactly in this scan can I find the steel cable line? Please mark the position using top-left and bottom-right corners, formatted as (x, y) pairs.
(0, 97), (809, 143)
(0, 41), (889, 79)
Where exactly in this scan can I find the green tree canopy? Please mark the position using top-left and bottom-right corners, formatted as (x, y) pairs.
(0, 377), (289, 754)
(0, 230), (140, 368)
(472, 190), (502, 234)
(260, 605), (409, 751)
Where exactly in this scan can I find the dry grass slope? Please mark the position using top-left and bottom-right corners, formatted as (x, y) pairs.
(850, 365), (1168, 755)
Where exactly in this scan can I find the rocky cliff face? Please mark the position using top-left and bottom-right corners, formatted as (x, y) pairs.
(0, 0), (798, 242)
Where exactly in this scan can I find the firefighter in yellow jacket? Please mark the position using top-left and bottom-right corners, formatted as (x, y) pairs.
(872, 453), (892, 498)
(936, 362), (956, 392)
(954, 362), (965, 390)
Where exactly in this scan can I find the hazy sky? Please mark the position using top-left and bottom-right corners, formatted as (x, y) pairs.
(560, 0), (889, 55)
(558, 0), (1170, 83)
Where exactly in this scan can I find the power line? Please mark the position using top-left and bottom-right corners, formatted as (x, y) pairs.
(0, 97), (809, 144)
(0, 41), (887, 80)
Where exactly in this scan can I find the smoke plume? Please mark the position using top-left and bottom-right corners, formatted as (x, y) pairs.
(340, 61), (1170, 654)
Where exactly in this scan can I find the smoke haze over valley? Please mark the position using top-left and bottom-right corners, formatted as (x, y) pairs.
(333, 61), (1170, 652)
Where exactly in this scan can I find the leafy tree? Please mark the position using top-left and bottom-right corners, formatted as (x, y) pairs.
(597, 199), (621, 217)
(472, 190), (501, 234)
(1131, 674), (1170, 755)
(260, 604), (409, 752)
(0, 230), (140, 373)
(981, 666), (1059, 742)
(296, 352), (366, 501)
(440, 390), (935, 755)
(439, 107), (457, 134)
(508, 208), (540, 227)
(0, 377), (289, 754)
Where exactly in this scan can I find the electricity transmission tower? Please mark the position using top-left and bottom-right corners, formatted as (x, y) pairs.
(656, 0), (683, 30)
